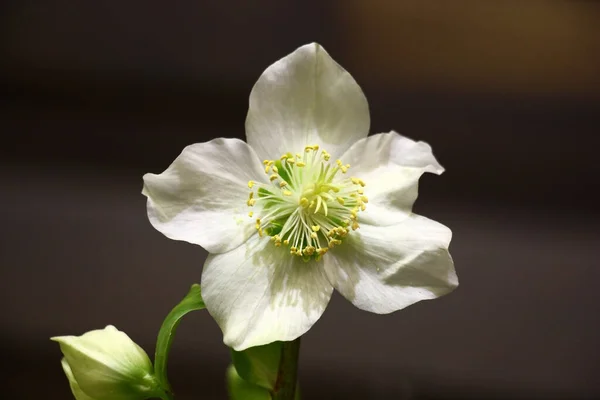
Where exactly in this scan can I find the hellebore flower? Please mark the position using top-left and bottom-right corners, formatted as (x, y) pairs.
(143, 43), (458, 351)
(52, 325), (162, 400)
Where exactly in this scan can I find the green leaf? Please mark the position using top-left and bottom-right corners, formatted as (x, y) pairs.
(230, 341), (282, 390)
(154, 283), (206, 391)
(226, 364), (271, 400)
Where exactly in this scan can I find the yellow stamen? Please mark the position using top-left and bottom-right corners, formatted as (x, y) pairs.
(304, 246), (316, 255)
(246, 145), (367, 260)
(247, 192), (255, 206)
(335, 227), (348, 237)
(351, 177), (365, 187)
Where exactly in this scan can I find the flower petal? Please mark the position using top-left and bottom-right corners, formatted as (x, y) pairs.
(61, 358), (95, 400)
(143, 138), (266, 254)
(201, 234), (334, 350)
(340, 131), (444, 226)
(324, 214), (457, 314)
(246, 43), (370, 160)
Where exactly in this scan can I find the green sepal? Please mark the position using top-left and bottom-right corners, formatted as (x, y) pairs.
(154, 283), (206, 392)
(230, 341), (282, 390)
(226, 365), (271, 400)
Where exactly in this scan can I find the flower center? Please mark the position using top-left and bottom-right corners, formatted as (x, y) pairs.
(246, 145), (367, 260)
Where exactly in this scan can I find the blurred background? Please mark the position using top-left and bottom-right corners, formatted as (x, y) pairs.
(2, 1), (599, 399)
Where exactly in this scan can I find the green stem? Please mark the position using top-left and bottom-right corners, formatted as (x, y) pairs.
(272, 338), (301, 400)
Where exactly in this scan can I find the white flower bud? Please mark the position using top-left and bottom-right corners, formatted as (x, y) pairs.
(52, 325), (162, 400)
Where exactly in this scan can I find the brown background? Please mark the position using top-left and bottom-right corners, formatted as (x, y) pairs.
(1, 1), (599, 399)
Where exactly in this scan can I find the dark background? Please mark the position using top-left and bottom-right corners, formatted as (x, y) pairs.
(2, 1), (599, 399)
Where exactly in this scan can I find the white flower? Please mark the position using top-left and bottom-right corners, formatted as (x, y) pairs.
(52, 325), (161, 400)
(143, 43), (458, 351)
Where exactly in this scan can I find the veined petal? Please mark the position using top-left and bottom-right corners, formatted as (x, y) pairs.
(324, 214), (457, 314)
(201, 234), (334, 351)
(340, 131), (444, 226)
(143, 138), (266, 254)
(61, 358), (95, 400)
(246, 43), (370, 160)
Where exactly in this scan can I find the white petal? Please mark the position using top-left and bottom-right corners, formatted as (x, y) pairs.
(246, 43), (370, 160)
(201, 234), (334, 351)
(340, 131), (444, 226)
(143, 138), (266, 254)
(324, 214), (457, 314)
(61, 358), (95, 400)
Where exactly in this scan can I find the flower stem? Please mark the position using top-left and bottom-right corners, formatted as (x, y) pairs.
(272, 338), (301, 400)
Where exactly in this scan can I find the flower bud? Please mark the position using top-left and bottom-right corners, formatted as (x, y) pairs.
(52, 325), (162, 400)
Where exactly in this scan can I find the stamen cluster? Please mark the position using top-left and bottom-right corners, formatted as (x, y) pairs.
(246, 145), (368, 260)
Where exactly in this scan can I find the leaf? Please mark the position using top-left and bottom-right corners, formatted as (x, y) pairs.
(230, 341), (282, 390)
(154, 283), (206, 391)
(226, 364), (272, 400)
